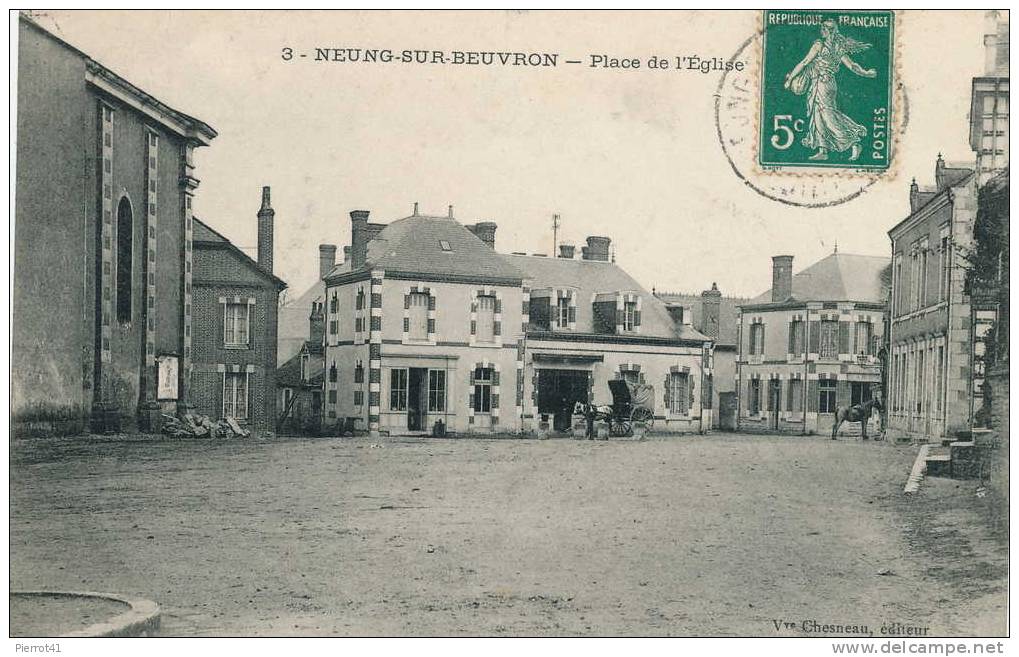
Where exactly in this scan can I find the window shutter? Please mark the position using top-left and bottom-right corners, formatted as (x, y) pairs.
(788, 323), (796, 354)
(766, 382), (773, 411)
(702, 374), (713, 408)
(634, 310), (641, 327)
(838, 321), (850, 354)
(808, 321), (820, 353)
(663, 375), (670, 410)
(427, 318), (435, 334)
(747, 380), (754, 411)
(837, 378), (850, 409)
(494, 299), (502, 314)
(615, 308), (625, 328)
(428, 295), (436, 311)
(807, 379), (819, 412)
(404, 294), (410, 310)
(492, 370), (500, 386)
(568, 305), (576, 324)
(688, 376), (695, 410)
(760, 325), (765, 356)
(786, 381), (794, 411)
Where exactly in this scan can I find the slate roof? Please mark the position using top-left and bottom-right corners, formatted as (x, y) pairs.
(654, 291), (747, 347)
(502, 253), (710, 343)
(276, 345), (323, 388)
(746, 253), (891, 306)
(356, 215), (525, 283)
(192, 218), (287, 289)
(937, 162), (975, 190)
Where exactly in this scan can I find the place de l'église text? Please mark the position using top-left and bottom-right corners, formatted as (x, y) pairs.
(281, 47), (746, 73)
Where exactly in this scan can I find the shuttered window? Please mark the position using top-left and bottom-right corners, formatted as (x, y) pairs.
(408, 292), (429, 340)
(819, 321), (838, 359)
(855, 322), (872, 355)
(476, 295), (496, 343)
(668, 373), (688, 414)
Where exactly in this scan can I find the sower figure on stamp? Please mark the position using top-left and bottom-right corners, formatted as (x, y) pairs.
(832, 398), (883, 440)
(783, 19), (877, 162)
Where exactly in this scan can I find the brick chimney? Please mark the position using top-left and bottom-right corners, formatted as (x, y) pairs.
(256, 186), (274, 273)
(558, 243), (575, 259)
(771, 255), (794, 302)
(349, 210), (370, 270)
(468, 222), (498, 249)
(582, 236), (611, 261)
(700, 282), (722, 338)
(309, 301), (325, 346)
(319, 244), (337, 280)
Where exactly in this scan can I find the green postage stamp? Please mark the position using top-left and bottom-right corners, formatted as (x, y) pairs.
(759, 10), (895, 171)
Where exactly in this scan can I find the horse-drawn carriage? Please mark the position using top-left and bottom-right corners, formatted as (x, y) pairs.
(577, 379), (655, 437)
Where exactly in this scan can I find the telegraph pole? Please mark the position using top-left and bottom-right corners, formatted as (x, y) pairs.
(552, 213), (561, 256)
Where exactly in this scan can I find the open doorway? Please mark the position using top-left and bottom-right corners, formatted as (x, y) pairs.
(536, 369), (589, 432)
(408, 368), (428, 431)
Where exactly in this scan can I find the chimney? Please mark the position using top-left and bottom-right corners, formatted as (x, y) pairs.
(349, 210), (370, 270)
(256, 186), (274, 273)
(558, 243), (575, 259)
(771, 255), (794, 302)
(342, 245), (351, 263)
(468, 222), (498, 249)
(309, 301), (325, 346)
(700, 282), (722, 339)
(582, 236), (611, 261)
(318, 244), (337, 280)
(448, 205), (455, 219)
(983, 10), (1009, 76)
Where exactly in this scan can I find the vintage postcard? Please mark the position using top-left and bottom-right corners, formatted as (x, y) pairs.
(8, 8), (1010, 651)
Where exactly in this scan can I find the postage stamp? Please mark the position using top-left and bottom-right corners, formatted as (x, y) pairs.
(758, 10), (895, 170)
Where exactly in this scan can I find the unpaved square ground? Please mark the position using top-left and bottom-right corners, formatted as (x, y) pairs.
(9, 433), (1007, 636)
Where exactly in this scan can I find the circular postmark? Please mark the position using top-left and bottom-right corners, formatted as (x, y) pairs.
(715, 30), (907, 208)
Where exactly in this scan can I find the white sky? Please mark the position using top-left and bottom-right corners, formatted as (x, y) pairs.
(26, 10), (990, 298)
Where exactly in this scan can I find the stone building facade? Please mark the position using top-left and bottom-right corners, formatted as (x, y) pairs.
(190, 189), (287, 434)
(656, 285), (748, 430)
(323, 206), (713, 437)
(13, 14), (216, 433)
(886, 13), (1008, 443)
(736, 253), (889, 436)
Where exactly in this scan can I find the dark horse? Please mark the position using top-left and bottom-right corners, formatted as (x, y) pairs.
(832, 399), (883, 440)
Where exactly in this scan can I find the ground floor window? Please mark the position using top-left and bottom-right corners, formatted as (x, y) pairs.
(668, 372), (688, 414)
(749, 379), (761, 416)
(819, 379), (837, 414)
(390, 368), (408, 411)
(223, 372), (249, 419)
(429, 370), (446, 412)
(788, 379), (803, 413)
(850, 382), (871, 407)
(473, 367), (493, 413)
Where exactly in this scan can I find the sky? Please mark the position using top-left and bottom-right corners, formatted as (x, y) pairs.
(22, 10), (993, 300)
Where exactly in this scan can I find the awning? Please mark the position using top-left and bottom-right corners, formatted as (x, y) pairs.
(532, 352), (604, 364)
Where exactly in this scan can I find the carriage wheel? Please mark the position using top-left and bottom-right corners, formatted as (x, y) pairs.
(631, 407), (654, 432)
(610, 416), (631, 437)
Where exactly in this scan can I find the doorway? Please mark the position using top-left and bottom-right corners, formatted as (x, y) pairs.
(768, 379), (782, 430)
(408, 368), (428, 431)
(536, 369), (590, 431)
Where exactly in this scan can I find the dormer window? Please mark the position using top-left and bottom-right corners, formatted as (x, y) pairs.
(439, 240), (452, 252)
(623, 300), (638, 332)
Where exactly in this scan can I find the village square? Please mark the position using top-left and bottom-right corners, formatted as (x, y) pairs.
(9, 11), (1009, 638)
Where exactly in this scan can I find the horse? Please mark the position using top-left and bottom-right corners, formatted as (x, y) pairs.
(832, 398), (883, 440)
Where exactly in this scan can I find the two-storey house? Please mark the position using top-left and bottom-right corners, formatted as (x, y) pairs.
(323, 205), (713, 437)
(737, 253), (889, 436)
(191, 188), (286, 434)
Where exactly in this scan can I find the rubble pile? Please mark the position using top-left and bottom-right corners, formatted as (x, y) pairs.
(160, 413), (251, 439)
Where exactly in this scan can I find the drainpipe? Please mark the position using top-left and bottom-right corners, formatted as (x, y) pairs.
(735, 311), (743, 432)
(802, 306), (810, 436)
